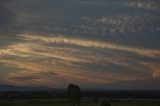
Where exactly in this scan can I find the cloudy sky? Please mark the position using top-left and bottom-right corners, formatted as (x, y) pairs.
(0, 0), (160, 89)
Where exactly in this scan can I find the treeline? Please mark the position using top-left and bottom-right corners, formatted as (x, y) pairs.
(0, 89), (71, 99)
(0, 90), (160, 100)
(0, 85), (160, 100)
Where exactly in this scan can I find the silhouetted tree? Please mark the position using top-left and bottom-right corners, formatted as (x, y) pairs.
(67, 84), (81, 106)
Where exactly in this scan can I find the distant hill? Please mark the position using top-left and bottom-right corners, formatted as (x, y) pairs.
(104, 78), (160, 90)
(0, 78), (160, 91)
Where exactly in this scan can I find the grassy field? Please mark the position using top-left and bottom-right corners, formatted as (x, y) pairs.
(0, 99), (160, 106)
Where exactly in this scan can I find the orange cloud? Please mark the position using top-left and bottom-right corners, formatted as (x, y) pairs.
(19, 34), (160, 57)
(139, 62), (160, 78)
(0, 33), (159, 87)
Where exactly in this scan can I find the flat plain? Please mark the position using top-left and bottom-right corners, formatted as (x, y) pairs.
(0, 98), (160, 106)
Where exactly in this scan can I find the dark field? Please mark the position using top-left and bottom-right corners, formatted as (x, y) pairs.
(0, 90), (160, 106)
(0, 98), (160, 106)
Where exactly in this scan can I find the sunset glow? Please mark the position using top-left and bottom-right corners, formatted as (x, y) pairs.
(0, 0), (160, 89)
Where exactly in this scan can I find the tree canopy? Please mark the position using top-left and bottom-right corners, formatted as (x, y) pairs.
(67, 84), (81, 106)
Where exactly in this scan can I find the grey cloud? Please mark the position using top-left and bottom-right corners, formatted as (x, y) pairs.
(123, 0), (160, 11)
(0, 0), (15, 28)
(9, 76), (39, 81)
(8, 72), (59, 81)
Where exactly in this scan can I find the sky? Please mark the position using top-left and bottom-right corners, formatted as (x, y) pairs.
(0, 0), (160, 89)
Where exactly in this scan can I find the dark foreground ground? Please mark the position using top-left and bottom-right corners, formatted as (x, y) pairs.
(0, 90), (160, 106)
(0, 98), (160, 106)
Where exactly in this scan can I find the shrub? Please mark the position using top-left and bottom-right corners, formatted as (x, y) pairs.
(100, 101), (111, 106)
